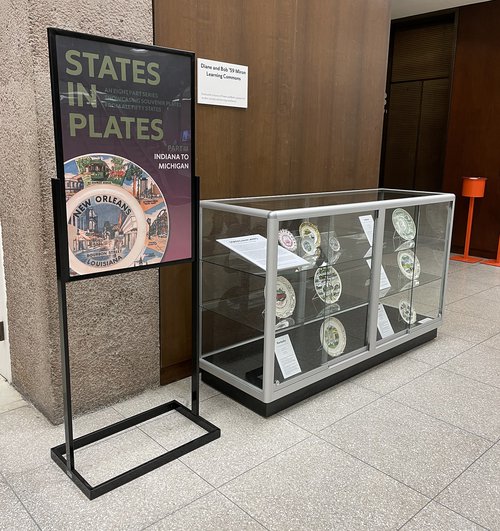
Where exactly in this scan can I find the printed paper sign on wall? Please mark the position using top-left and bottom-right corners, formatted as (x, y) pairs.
(49, 30), (194, 278)
(197, 58), (248, 108)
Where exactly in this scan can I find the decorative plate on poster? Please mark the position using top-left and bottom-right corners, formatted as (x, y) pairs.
(278, 229), (297, 252)
(397, 250), (421, 280)
(399, 299), (417, 324)
(275, 276), (296, 319)
(392, 208), (416, 241)
(320, 316), (347, 357)
(64, 153), (169, 276)
(314, 265), (342, 304)
(299, 221), (321, 247)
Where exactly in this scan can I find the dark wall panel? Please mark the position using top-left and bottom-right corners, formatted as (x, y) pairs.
(383, 81), (422, 189)
(154, 0), (391, 380)
(391, 23), (454, 82)
(443, 1), (500, 258)
(416, 78), (450, 191)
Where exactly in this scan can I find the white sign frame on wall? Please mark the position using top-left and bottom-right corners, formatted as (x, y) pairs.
(197, 58), (248, 108)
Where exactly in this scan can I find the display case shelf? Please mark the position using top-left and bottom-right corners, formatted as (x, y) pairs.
(200, 188), (454, 416)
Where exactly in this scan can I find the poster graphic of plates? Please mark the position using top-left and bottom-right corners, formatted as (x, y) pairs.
(275, 276), (296, 319)
(299, 221), (321, 247)
(392, 208), (416, 241)
(65, 153), (168, 276)
(278, 229), (297, 252)
(320, 316), (347, 357)
(397, 250), (421, 280)
(314, 265), (342, 304)
(399, 299), (417, 324)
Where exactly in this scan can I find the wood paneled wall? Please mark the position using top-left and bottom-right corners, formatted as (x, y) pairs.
(154, 0), (391, 381)
(443, 1), (500, 258)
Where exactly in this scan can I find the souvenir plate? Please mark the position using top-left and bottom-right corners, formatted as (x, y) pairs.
(301, 235), (317, 256)
(65, 153), (169, 276)
(397, 250), (421, 280)
(275, 276), (296, 319)
(314, 265), (342, 304)
(328, 250), (341, 264)
(299, 221), (321, 247)
(278, 229), (297, 252)
(276, 317), (295, 330)
(329, 234), (341, 252)
(320, 316), (347, 357)
(399, 299), (417, 325)
(392, 208), (416, 241)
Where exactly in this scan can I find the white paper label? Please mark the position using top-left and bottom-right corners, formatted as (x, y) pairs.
(275, 334), (301, 379)
(359, 215), (374, 246)
(419, 317), (433, 324)
(377, 304), (395, 338)
(197, 58), (248, 108)
(217, 234), (309, 271)
(366, 259), (392, 291)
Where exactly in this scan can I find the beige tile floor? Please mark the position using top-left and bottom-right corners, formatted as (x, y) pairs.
(0, 259), (499, 530)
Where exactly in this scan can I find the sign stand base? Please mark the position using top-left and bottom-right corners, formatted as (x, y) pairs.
(50, 177), (220, 500)
(51, 400), (219, 500)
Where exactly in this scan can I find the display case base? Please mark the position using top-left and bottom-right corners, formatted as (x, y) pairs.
(202, 329), (437, 417)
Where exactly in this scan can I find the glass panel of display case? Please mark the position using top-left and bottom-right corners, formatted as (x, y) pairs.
(272, 212), (373, 385)
(201, 208), (270, 389)
(202, 208), (269, 276)
(408, 201), (451, 329)
(377, 201), (451, 340)
(220, 189), (436, 212)
(378, 204), (421, 340)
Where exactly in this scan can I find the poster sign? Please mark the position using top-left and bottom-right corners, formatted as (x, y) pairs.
(197, 58), (248, 108)
(48, 29), (194, 278)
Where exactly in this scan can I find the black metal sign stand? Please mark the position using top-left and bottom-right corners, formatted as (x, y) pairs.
(50, 176), (220, 500)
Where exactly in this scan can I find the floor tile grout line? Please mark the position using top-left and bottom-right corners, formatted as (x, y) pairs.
(440, 307), (500, 331)
(384, 394), (495, 444)
(427, 439), (496, 501)
(432, 499), (490, 530)
(214, 433), (315, 491)
(273, 413), (434, 501)
(422, 441), (498, 530)
(405, 333), (482, 368)
(139, 489), (217, 531)
(131, 416), (220, 492)
(0, 403), (30, 417)
(350, 357), (435, 400)
(0, 471), (43, 530)
(177, 458), (220, 490)
(396, 499), (435, 530)
(437, 365), (500, 391)
(217, 489), (271, 530)
(319, 436), (433, 500)
(278, 391), (385, 435)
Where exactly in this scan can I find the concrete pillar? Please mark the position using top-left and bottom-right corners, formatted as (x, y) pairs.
(0, 0), (159, 423)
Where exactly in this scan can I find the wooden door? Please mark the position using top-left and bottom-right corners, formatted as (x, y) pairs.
(381, 17), (455, 192)
(154, 0), (391, 383)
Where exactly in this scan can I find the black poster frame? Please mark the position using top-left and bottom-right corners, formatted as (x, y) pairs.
(48, 28), (220, 500)
(49, 27), (197, 281)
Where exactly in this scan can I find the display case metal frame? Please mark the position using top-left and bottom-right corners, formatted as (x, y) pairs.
(199, 188), (455, 416)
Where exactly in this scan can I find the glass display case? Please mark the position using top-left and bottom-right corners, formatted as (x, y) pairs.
(200, 189), (455, 416)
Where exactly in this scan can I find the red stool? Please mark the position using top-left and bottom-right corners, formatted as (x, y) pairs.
(451, 176), (487, 263)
